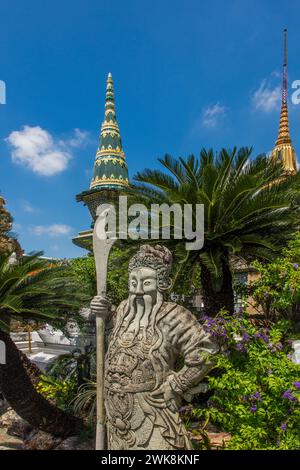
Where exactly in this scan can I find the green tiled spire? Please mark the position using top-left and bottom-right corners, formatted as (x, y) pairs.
(74, 73), (132, 249)
(90, 73), (129, 190)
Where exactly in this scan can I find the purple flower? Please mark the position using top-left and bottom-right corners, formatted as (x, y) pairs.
(280, 423), (287, 431)
(269, 343), (276, 352)
(236, 342), (246, 353)
(294, 263), (299, 270)
(250, 405), (257, 412)
(251, 391), (261, 401)
(267, 370), (273, 375)
(282, 389), (298, 402)
(262, 334), (269, 344)
(242, 332), (250, 343)
(276, 342), (283, 351)
(254, 330), (269, 343)
(293, 381), (300, 390)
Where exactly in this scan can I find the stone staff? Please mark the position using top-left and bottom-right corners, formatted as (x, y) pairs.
(92, 206), (116, 450)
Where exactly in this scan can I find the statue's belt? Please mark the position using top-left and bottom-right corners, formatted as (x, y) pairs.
(105, 380), (156, 393)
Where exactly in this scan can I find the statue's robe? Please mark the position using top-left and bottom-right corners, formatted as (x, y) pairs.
(105, 300), (217, 450)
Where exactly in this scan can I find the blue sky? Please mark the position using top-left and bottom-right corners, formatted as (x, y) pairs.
(0, 0), (300, 258)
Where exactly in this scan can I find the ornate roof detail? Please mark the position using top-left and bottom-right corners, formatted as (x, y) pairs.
(90, 73), (129, 190)
(272, 29), (297, 175)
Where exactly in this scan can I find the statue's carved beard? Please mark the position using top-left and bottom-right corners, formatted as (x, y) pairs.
(123, 292), (163, 339)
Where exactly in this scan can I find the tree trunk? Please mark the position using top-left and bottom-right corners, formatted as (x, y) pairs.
(200, 261), (235, 316)
(0, 330), (85, 437)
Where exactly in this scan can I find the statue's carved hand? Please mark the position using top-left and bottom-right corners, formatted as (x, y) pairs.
(151, 382), (180, 413)
(90, 295), (111, 319)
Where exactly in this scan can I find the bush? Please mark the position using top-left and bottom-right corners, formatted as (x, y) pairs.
(193, 312), (300, 449)
(237, 233), (300, 321)
(69, 244), (131, 306)
(36, 375), (77, 413)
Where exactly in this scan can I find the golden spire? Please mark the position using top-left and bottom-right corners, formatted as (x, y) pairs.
(272, 29), (297, 174)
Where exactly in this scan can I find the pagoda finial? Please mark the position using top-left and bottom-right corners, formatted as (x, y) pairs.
(105, 73), (115, 115)
(89, 73), (129, 191)
(282, 29), (287, 103)
(272, 29), (297, 174)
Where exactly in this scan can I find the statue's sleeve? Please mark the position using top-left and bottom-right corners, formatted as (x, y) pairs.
(166, 306), (219, 396)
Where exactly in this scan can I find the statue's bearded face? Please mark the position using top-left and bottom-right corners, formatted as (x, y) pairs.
(129, 267), (158, 300)
(124, 267), (162, 334)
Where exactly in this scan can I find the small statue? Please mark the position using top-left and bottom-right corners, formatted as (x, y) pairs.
(91, 245), (218, 450)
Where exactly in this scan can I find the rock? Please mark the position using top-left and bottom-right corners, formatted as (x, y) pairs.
(55, 435), (94, 450)
(207, 431), (231, 448)
(0, 408), (33, 439)
(24, 431), (94, 450)
(0, 408), (92, 450)
(23, 430), (62, 450)
(190, 431), (231, 449)
(0, 427), (24, 450)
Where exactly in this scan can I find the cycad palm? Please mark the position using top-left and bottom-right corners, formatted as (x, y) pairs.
(133, 147), (300, 315)
(0, 252), (88, 436)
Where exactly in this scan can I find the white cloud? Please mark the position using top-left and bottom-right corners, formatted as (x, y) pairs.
(31, 224), (72, 237)
(201, 103), (227, 128)
(6, 126), (88, 176)
(22, 200), (39, 214)
(65, 128), (90, 148)
(252, 79), (281, 112)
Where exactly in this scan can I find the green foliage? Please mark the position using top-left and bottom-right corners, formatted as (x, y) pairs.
(107, 244), (132, 305)
(39, 348), (96, 417)
(0, 252), (87, 332)
(36, 375), (77, 412)
(238, 233), (300, 320)
(194, 313), (300, 449)
(70, 244), (132, 306)
(133, 149), (300, 313)
(72, 379), (97, 423)
(69, 255), (96, 298)
(169, 245), (201, 297)
(46, 347), (96, 387)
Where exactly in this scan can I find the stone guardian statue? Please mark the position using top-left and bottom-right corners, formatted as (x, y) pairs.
(90, 244), (218, 450)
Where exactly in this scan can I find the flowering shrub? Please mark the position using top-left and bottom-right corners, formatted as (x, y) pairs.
(36, 375), (77, 412)
(193, 312), (300, 449)
(237, 233), (300, 321)
(249, 259), (300, 321)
